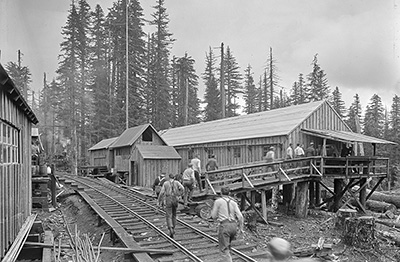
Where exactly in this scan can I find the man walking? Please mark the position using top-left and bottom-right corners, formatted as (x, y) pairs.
(158, 174), (184, 238)
(211, 186), (244, 262)
(191, 154), (203, 192)
(294, 143), (305, 158)
(152, 173), (166, 198)
(182, 163), (195, 207)
(286, 143), (293, 159)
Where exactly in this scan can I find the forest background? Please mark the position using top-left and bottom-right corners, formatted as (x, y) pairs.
(2, 0), (400, 182)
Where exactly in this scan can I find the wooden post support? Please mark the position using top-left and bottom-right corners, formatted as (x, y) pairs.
(309, 181), (315, 208)
(261, 189), (267, 221)
(250, 191), (256, 209)
(359, 178), (367, 208)
(295, 181), (309, 218)
(333, 179), (343, 211)
(315, 181), (321, 206)
(240, 193), (246, 211)
(283, 184), (293, 210)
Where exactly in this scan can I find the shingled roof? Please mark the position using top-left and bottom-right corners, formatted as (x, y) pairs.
(110, 124), (166, 149)
(88, 137), (118, 151)
(161, 101), (325, 146)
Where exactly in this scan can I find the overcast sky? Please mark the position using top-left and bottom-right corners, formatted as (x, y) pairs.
(1, 0), (399, 112)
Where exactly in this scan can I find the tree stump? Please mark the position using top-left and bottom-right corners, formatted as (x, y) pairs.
(343, 216), (376, 248)
(335, 208), (357, 230)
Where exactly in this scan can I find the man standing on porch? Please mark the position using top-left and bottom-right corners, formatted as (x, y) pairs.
(191, 154), (202, 192)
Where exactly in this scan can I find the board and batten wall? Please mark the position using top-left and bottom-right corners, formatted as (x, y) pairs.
(0, 89), (33, 258)
(174, 102), (351, 171)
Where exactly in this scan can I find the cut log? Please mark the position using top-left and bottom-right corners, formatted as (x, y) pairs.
(376, 219), (400, 229)
(343, 216), (376, 248)
(352, 186), (400, 208)
(377, 230), (400, 246)
(350, 199), (397, 213)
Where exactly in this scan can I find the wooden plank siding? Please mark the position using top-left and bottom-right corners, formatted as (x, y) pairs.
(170, 102), (352, 172)
(0, 89), (34, 258)
(137, 157), (180, 188)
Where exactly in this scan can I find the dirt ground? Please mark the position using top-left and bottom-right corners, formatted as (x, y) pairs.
(28, 186), (400, 262)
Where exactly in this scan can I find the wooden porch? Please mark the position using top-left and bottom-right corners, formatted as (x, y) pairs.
(203, 156), (389, 219)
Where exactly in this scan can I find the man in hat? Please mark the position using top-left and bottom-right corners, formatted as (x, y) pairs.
(211, 186), (244, 262)
(305, 142), (316, 157)
(158, 174), (184, 238)
(152, 172), (166, 198)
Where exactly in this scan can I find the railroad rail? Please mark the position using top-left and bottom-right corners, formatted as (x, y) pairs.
(59, 175), (269, 262)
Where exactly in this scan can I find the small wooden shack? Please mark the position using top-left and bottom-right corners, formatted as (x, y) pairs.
(0, 63), (38, 258)
(108, 124), (181, 187)
(88, 137), (117, 169)
(160, 100), (351, 170)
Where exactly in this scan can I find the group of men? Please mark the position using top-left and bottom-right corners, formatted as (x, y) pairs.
(286, 142), (318, 159)
(153, 153), (314, 261)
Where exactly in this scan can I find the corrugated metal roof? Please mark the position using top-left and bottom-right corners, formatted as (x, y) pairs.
(110, 124), (166, 149)
(88, 137), (118, 151)
(301, 128), (397, 145)
(136, 144), (181, 159)
(161, 101), (325, 146)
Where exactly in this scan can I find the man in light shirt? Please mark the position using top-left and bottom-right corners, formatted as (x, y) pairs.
(190, 154), (202, 192)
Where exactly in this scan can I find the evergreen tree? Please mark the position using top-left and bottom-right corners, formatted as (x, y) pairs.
(148, 0), (174, 129)
(202, 47), (221, 121)
(363, 94), (385, 138)
(57, 2), (80, 174)
(307, 54), (330, 101)
(90, 4), (112, 143)
(5, 53), (32, 101)
(330, 86), (346, 118)
(243, 64), (258, 114)
(224, 46), (242, 117)
(346, 94), (362, 132)
(289, 73), (307, 106)
(265, 47), (280, 109)
(172, 53), (200, 126)
(390, 95), (400, 140)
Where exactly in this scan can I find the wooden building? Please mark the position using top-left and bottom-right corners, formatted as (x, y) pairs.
(107, 124), (181, 187)
(0, 63), (38, 258)
(160, 100), (352, 170)
(88, 137), (117, 169)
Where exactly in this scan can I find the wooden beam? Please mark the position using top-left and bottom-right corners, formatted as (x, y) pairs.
(261, 190), (267, 221)
(366, 177), (385, 200)
(25, 242), (174, 254)
(279, 167), (291, 181)
(242, 172), (254, 188)
(2, 214), (37, 262)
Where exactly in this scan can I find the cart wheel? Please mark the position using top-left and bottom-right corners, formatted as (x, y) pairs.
(195, 203), (212, 219)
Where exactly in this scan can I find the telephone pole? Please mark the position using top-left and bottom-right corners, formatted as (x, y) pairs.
(220, 42), (225, 118)
(125, 0), (130, 129)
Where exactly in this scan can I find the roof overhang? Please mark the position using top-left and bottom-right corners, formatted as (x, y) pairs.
(301, 128), (397, 145)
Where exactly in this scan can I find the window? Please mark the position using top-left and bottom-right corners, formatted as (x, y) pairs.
(0, 121), (19, 164)
(233, 147), (241, 158)
(188, 149), (194, 160)
(207, 149), (214, 159)
(142, 128), (153, 142)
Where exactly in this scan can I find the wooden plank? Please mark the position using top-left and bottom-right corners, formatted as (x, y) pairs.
(77, 191), (154, 262)
(42, 231), (53, 262)
(25, 242), (174, 255)
(2, 214), (37, 262)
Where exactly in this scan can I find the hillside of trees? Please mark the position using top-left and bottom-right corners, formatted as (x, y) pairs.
(4, 0), (399, 179)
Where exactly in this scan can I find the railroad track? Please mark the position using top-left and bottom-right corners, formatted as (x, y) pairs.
(60, 175), (269, 262)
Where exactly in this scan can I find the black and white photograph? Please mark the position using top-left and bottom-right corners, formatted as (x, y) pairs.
(1, 1), (399, 261)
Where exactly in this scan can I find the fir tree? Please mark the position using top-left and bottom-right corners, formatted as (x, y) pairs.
(203, 47), (221, 121)
(224, 46), (242, 117)
(307, 54), (330, 101)
(148, 0), (175, 129)
(330, 86), (346, 118)
(172, 53), (200, 126)
(364, 94), (385, 138)
(243, 64), (258, 114)
(265, 47), (280, 109)
(5, 53), (32, 101)
(346, 94), (362, 132)
(390, 95), (400, 140)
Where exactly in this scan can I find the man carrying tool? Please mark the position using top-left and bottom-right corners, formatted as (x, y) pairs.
(211, 186), (244, 262)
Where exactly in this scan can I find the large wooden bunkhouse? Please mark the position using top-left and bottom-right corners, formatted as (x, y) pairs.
(161, 100), (355, 169)
(160, 100), (395, 216)
(0, 63), (38, 259)
(103, 124), (181, 187)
